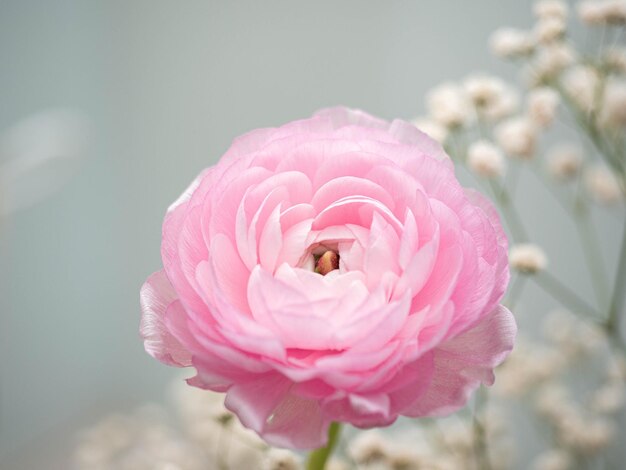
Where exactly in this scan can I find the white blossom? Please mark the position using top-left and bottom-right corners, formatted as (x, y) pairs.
(604, 46), (626, 74)
(584, 165), (623, 203)
(529, 43), (576, 84)
(510, 243), (547, 273)
(534, 16), (567, 44)
(467, 139), (506, 178)
(562, 65), (599, 112)
(463, 75), (520, 121)
(527, 87), (560, 127)
(571, 418), (616, 454)
(534, 0), (569, 19)
(578, 0), (626, 25)
(495, 117), (538, 159)
(326, 458), (350, 470)
(463, 75), (506, 107)
(263, 449), (302, 470)
(490, 28), (535, 58)
(545, 143), (582, 181)
(347, 430), (390, 466)
(426, 82), (472, 128)
(484, 86), (521, 121)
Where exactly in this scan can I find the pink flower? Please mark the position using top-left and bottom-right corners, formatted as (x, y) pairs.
(140, 107), (516, 449)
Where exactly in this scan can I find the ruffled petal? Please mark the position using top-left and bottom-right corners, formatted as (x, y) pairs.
(402, 305), (516, 417)
(225, 374), (330, 449)
(139, 270), (191, 367)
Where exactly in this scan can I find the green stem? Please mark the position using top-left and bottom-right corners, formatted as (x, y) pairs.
(534, 270), (603, 321)
(574, 202), (610, 312)
(606, 217), (626, 351)
(306, 422), (342, 470)
(552, 80), (626, 188)
(488, 180), (529, 242)
(506, 274), (527, 312)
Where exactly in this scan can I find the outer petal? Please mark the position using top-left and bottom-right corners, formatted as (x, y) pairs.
(403, 305), (516, 417)
(139, 270), (191, 367)
(224, 374), (330, 449)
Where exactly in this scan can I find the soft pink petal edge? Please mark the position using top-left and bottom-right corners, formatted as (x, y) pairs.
(139, 270), (192, 367)
(401, 304), (516, 417)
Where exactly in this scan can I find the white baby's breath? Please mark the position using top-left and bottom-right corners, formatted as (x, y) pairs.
(579, 0), (626, 25)
(495, 117), (538, 159)
(527, 87), (560, 127)
(467, 139), (506, 178)
(562, 65), (599, 112)
(490, 28), (535, 58)
(546, 143), (582, 181)
(534, 16), (567, 44)
(584, 165), (623, 203)
(347, 430), (390, 466)
(510, 243), (547, 273)
(263, 449), (302, 470)
(426, 82), (472, 128)
(534, 0), (569, 19)
(529, 43), (576, 85)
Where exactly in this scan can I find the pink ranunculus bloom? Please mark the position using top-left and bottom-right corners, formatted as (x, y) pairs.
(140, 107), (516, 449)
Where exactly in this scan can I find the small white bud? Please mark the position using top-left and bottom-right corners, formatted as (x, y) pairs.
(578, 1), (606, 24)
(509, 243), (547, 273)
(562, 65), (599, 113)
(347, 430), (390, 465)
(584, 165), (623, 204)
(527, 87), (560, 127)
(463, 75), (520, 121)
(545, 144), (582, 181)
(534, 0), (569, 19)
(490, 28), (535, 58)
(579, 1), (626, 25)
(534, 16), (567, 44)
(426, 82), (472, 128)
(495, 117), (538, 159)
(463, 75), (506, 107)
(326, 458), (350, 470)
(528, 44), (576, 85)
(263, 449), (302, 470)
(577, 419), (616, 454)
(467, 140), (506, 178)
(604, 47), (626, 74)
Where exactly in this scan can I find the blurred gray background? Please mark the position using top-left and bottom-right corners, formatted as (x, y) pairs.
(0, 1), (620, 469)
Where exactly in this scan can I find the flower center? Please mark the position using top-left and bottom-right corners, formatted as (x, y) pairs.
(314, 250), (340, 275)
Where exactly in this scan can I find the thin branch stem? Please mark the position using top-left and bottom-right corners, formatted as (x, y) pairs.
(606, 217), (626, 351)
(534, 270), (603, 321)
(488, 180), (529, 242)
(574, 201), (610, 312)
(506, 274), (527, 312)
